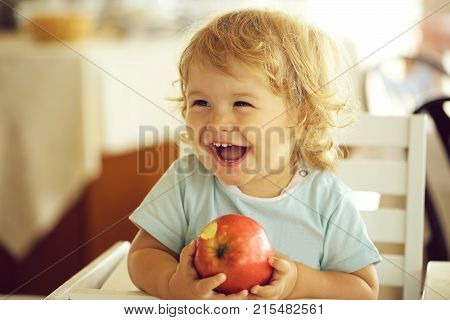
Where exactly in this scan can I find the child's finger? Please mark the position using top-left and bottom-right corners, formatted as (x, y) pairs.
(213, 289), (248, 300)
(269, 256), (291, 274)
(179, 241), (197, 277)
(250, 284), (280, 299)
(195, 273), (226, 293)
(179, 241), (196, 264)
(274, 251), (289, 260)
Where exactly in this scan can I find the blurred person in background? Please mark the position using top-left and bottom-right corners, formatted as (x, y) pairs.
(365, 0), (450, 115)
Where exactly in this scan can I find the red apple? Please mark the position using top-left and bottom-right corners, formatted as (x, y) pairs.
(193, 214), (274, 294)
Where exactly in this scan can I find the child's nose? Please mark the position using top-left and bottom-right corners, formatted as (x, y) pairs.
(207, 107), (237, 132)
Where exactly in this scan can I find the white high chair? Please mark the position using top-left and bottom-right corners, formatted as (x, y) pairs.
(177, 115), (429, 299)
(46, 241), (157, 300)
(337, 114), (427, 300)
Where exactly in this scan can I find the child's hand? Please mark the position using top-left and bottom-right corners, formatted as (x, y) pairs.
(248, 252), (297, 300)
(168, 241), (249, 300)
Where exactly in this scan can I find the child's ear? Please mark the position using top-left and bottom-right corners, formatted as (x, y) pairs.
(285, 102), (306, 129)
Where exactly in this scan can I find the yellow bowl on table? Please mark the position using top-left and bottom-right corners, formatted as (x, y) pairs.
(24, 12), (91, 41)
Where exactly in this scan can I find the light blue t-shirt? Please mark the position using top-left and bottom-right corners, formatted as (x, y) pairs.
(129, 154), (381, 273)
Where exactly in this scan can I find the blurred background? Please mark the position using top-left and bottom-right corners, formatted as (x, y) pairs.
(0, 0), (449, 299)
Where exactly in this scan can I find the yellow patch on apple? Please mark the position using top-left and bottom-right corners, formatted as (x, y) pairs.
(200, 221), (217, 240)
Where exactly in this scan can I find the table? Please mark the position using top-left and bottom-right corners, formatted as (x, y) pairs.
(0, 32), (184, 260)
(422, 261), (450, 299)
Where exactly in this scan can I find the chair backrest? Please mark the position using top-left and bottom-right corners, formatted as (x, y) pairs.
(337, 114), (427, 300)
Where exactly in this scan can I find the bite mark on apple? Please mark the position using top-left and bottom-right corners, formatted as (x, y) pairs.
(200, 221), (217, 240)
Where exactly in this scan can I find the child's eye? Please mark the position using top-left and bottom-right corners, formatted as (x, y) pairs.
(192, 100), (210, 107)
(234, 101), (253, 108)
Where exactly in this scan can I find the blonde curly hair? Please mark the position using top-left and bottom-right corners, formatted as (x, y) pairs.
(174, 9), (354, 172)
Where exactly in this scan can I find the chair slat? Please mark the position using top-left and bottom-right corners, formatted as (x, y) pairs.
(339, 114), (409, 147)
(403, 115), (427, 300)
(361, 209), (405, 244)
(337, 160), (407, 195)
(376, 254), (405, 287)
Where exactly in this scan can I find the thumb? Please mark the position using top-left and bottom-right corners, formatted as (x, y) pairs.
(179, 240), (196, 265)
(273, 251), (288, 260)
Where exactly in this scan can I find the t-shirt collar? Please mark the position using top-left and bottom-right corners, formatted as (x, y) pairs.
(216, 169), (308, 201)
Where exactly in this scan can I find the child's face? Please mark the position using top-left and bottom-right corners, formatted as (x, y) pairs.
(185, 58), (296, 189)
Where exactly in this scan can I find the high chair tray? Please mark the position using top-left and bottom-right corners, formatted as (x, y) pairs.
(46, 241), (158, 300)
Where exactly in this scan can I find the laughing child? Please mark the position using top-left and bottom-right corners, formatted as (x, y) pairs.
(128, 9), (381, 299)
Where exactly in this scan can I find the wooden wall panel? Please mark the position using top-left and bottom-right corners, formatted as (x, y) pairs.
(0, 142), (178, 296)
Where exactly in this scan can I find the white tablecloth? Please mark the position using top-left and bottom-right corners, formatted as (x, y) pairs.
(0, 33), (184, 259)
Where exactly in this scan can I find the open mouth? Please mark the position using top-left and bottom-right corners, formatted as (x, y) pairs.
(207, 143), (250, 166)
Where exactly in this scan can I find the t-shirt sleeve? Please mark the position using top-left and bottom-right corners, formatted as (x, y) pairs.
(129, 160), (188, 254)
(320, 192), (382, 273)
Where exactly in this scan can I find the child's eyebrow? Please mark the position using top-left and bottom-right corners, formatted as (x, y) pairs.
(231, 92), (258, 99)
(187, 90), (204, 98)
(187, 90), (258, 99)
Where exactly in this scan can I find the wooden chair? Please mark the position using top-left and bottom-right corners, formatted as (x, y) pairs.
(337, 114), (427, 299)
(177, 115), (427, 299)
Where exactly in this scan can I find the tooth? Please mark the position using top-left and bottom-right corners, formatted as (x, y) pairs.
(221, 144), (227, 147)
